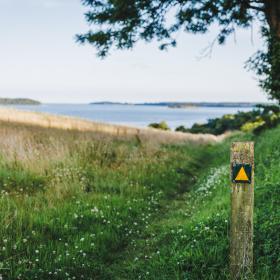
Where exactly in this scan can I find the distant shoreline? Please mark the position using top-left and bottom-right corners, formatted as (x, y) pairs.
(90, 101), (268, 108)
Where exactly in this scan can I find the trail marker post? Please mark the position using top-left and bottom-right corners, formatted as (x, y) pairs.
(230, 142), (254, 280)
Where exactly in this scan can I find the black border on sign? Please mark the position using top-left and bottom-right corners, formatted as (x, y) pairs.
(232, 163), (252, 183)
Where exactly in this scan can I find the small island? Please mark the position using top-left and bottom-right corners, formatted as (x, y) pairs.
(0, 98), (41, 105)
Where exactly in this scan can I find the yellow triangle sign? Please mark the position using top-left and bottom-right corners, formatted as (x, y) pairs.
(235, 166), (249, 182)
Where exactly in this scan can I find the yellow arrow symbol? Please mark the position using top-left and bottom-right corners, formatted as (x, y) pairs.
(235, 166), (249, 181)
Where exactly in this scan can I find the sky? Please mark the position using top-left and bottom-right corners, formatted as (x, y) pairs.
(0, 0), (268, 103)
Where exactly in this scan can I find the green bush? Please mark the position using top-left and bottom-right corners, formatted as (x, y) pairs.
(175, 125), (187, 132)
(148, 121), (170, 131)
(176, 104), (280, 135)
(241, 118), (266, 132)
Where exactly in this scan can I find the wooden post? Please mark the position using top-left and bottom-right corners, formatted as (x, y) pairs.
(230, 142), (254, 280)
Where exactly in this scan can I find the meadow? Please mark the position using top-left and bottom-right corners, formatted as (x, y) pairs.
(0, 113), (278, 279)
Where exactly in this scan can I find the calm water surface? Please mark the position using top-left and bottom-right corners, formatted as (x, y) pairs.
(4, 104), (253, 130)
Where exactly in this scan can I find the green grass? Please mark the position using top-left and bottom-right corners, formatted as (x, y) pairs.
(0, 121), (279, 279)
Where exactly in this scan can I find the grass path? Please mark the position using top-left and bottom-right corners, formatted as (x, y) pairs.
(0, 120), (221, 279)
(101, 142), (231, 279)
(108, 129), (280, 280)
(0, 120), (279, 279)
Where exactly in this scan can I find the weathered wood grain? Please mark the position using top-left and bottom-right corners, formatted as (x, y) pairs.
(230, 142), (254, 280)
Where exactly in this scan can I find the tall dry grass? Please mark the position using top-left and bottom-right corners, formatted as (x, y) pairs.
(0, 108), (225, 145)
(0, 120), (113, 172)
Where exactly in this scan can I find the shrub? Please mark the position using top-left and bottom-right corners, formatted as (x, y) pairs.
(148, 121), (170, 131)
(176, 104), (280, 135)
(241, 118), (266, 133)
(175, 125), (188, 133)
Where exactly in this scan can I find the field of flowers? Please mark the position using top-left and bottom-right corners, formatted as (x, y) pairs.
(0, 120), (279, 279)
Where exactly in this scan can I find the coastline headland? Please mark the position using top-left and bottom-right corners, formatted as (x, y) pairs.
(90, 101), (261, 108)
(0, 98), (40, 105)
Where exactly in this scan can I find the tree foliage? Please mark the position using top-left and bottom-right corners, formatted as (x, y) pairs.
(246, 27), (280, 102)
(176, 104), (280, 135)
(77, 0), (280, 102)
